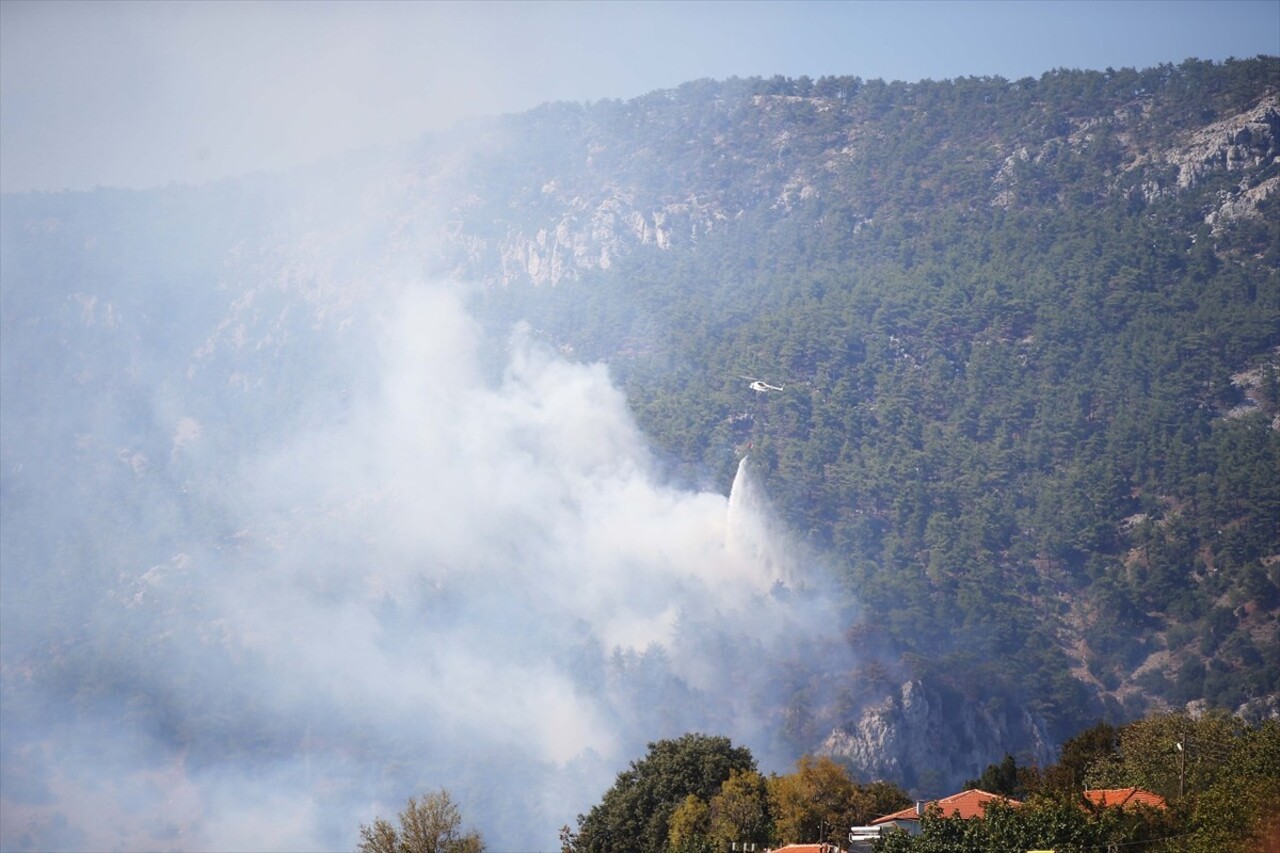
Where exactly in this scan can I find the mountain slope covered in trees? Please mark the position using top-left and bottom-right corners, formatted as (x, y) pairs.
(474, 58), (1280, 747)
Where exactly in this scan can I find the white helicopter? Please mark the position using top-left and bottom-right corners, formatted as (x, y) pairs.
(739, 375), (785, 393)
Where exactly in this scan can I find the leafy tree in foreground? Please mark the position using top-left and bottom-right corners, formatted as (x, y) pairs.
(666, 794), (712, 853)
(569, 733), (756, 853)
(1085, 714), (1280, 853)
(708, 769), (773, 850)
(769, 755), (910, 846)
(357, 789), (485, 853)
(1084, 711), (1248, 801)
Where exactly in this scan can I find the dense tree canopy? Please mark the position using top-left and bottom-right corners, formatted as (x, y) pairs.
(567, 738), (911, 853)
(567, 734), (757, 853)
(768, 755), (910, 846)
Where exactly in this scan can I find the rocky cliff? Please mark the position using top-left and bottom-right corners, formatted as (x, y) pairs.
(822, 680), (1055, 792)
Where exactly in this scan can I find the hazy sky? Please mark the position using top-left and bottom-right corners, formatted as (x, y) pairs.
(2, 0), (1278, 192)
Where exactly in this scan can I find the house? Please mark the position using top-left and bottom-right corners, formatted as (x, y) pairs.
(769, 845), (845, 853)
(1084, 787), (1167, 810)
(870, 789), (1023, 836)
(847, 825), (891, 852)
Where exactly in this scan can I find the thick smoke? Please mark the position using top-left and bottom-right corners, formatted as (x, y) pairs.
(1, 280), (852, 852)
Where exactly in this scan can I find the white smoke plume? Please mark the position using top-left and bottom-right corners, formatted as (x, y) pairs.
(1, 280), (852, 852)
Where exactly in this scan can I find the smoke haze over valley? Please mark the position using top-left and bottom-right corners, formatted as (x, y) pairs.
(1, 263), (850, 849)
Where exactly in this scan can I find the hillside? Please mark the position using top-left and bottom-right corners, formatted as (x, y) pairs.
(1, 57), (1277, 850)
(455, 58), (1280, 746)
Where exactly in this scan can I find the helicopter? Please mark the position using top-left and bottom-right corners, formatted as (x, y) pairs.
(738, 375), (785, 393)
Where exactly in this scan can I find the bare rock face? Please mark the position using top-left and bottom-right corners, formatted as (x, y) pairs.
(1205, 172), (1280, 231)
(821, 680), (1055, 793)
(1167, 96), (1280, 190)
(492, 191), (728, 286)
(1163, 96), (1280, 230)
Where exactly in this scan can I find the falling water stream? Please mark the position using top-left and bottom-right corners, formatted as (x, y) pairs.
(725, 455), (791, 589)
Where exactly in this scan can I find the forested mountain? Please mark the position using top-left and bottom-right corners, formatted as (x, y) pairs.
(490, 58), (1280, 731)
(464, 57), (1279, 748)
(1, 57), (1277, 850)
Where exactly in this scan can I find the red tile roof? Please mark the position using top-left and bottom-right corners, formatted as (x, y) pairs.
(871, 789), (1022, 824)
(1084, 787), (1167, 809)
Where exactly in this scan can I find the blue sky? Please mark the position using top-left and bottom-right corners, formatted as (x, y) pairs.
(2, 0), (1277, 192)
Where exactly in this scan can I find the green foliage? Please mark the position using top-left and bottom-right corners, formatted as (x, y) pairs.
(1180, 719), (1280, 853)
(874, 797), (1178, 853)
(1040, 721), (1119, 794)
(768, 755), (910, 846)
(573, 739), (910, 853)
(651, 772), (777, 853)
(569, 734), (757, 853)
(962, 754), (1024, 798)
(1078, 712), (1280, 852)
(1083, 711), (1248, 801)
(666, 795), (713, 853)
(874, 713), (1279, 851)
(357, 789), (485, 853)
(708, 770), (773, 850)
